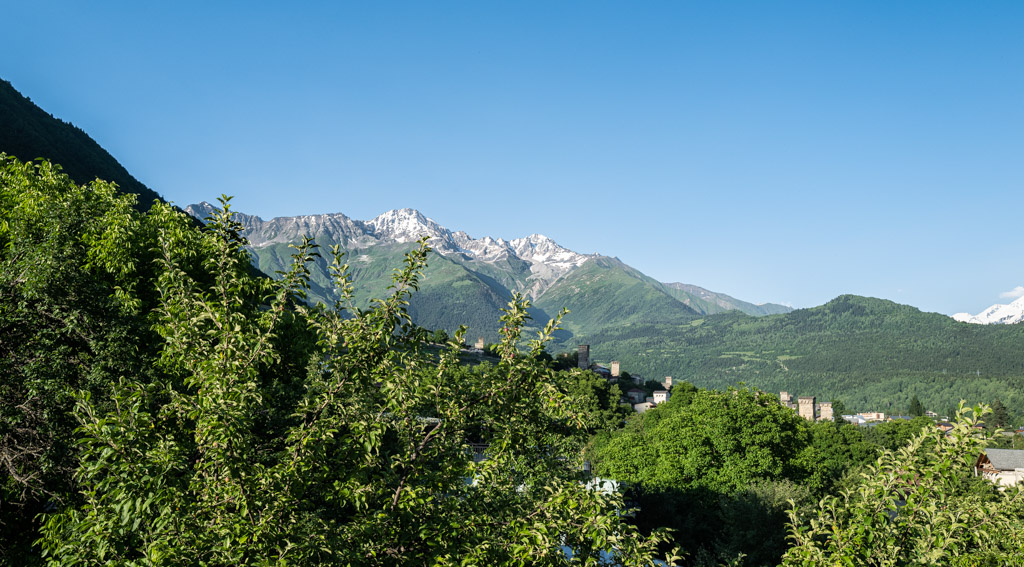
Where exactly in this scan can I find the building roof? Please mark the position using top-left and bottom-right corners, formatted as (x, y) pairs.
(984, 449), (1024, 471)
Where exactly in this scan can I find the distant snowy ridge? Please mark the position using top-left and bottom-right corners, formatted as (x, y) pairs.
(952, 295), (1024, 325)
(185, 203), (592, 297)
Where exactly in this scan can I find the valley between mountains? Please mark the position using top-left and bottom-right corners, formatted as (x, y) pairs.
(185, 202), (1024, 414)
(2, 73), (1021, 416)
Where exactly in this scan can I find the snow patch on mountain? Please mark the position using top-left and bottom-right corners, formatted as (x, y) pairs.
(185, 203), (592, 297)
(952, 295), (1024, 325)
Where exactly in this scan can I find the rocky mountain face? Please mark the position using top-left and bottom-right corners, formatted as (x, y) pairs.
(185, 202), (793, 344)
(953, 296), (1024, 325)
(186, 203), (591, 300)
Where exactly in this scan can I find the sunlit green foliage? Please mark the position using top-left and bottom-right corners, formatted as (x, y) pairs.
(588, 386), (829, 566)
(0, 155), (168, 563)
(0, 160), (675, 565)
(783, 404), (1024, 566)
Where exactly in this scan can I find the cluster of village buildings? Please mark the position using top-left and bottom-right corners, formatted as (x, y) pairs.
(779, 390), (1024, 488)
(576, 345), (671, 414)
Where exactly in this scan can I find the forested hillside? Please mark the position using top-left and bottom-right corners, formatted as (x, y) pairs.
(534, 256), (701, 334)
(0, 79), (161, 208)
(574, 295), (1024, 414)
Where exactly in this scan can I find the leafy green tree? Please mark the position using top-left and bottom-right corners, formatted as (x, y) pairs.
(989, 398), (1011, 429)
(908, 394), (925, 417)
(430, 327), (449, 344)
(590, 386), (813, 565)
(36, 198), (676, 565)
(783, 403), (1024, 566)
(551, 350), (579, 371)
(830, 399), (847, 423)
(560, 370), (629, 433)
(0, 156), (170, 562)
(862, 416), (934, 452)
(796, 420), (878, 495)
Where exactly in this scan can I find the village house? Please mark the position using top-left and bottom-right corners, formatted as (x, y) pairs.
(975, 448), (1024, 488)
(632, 401), (655, 413)
(842, 414), (868, 426)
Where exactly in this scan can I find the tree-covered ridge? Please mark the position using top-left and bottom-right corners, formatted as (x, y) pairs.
(1, 155), (675, 565)
(572, 295), (1024, 415)
(534, 256), (702, 334)
(0, 79), (162, 209)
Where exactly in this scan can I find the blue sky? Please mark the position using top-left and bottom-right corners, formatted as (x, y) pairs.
(3, 2), (1022, 314)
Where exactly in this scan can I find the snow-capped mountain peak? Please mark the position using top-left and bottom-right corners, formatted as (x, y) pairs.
(952, 295), (1024, 325)
(365, 208), (450, 244)
(509, 234), (589, 269)
(184, 203), (593, 298)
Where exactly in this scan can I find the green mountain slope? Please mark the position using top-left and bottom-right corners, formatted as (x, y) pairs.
(250, 241), (511, 341)
(576, 295), (1024, 414)
(0, 78), (162, 209)
(663, 282), (792, 316)
(535, 256), (701, 337)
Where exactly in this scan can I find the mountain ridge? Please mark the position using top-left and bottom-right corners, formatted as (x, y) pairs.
(4, 75), (1023, 414)
(185, 201), (791, 320)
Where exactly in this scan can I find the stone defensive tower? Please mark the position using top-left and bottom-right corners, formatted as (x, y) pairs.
(610, 361), (620, 377)
(663, 376), (673, 389)
(578, 345), (590, 370)
(819, 401), (833, 421)
(798, 396), (816, 421)
(474, 337), (485, 350)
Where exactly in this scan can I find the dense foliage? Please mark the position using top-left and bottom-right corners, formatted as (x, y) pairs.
(585, 386), (1021, 566)
(1, 156), (674, 565)
(784, 404), (1024, 565)
(588, 386), (835, 566)
(1, 157), (167, 560)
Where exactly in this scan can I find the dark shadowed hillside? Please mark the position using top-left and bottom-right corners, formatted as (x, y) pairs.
(0, 78), (161, 209)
